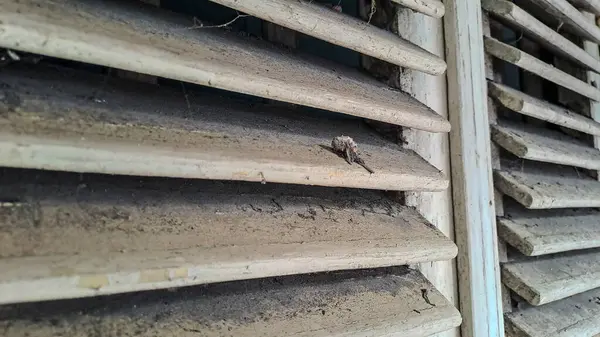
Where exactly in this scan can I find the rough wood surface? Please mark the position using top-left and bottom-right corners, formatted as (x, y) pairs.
(485, 36), (600, 102)
(494, 169), (600, 208)
(491, 122), (600, 170)
(0, 170), (457, 304)
(392, 0), (445, 18)
(395, 7), (458, 337)
(488, 81), (600, 136)
(207, 0), (445, 72)
(506, 287), (600, 336)
(502, 249), (600, 305)
(583, 11), (600, 181)
(499, 206), (600, 256)
(0, 267), (462, 337)
(568, 0), (600, 14)
(518, 0), (600, 44)
(482, 0), (600, 74)
(0, 65), (447, 191)
(0, 0), (450, 132)
(445, 0), (504, 335)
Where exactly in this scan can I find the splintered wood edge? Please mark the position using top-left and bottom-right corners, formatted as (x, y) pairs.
(488, 81), (600, 136)
(209, 0), (446, 72)
(391, 0), (446, 18)
(484, 37), (600, 102)
(482, 0), (600, 73)
(0, 0), (451, 132)
(0, 269), (463, 337)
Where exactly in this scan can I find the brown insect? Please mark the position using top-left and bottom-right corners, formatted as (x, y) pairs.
(331, 136), (374, 174)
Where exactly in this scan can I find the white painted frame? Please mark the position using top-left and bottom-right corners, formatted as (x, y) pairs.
(444, 0), (505, 336)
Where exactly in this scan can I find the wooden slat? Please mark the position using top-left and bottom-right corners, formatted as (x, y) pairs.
(498, 206), (600, 256)
(392, 0), (446, 18)
(568, 0), (600, 15)
(0, 268), (462, 337)
(0, 65), (447, 191)
(506, 287), (600, 337)
(518, 0), (600, 44)
(494, 169), (600, 209)
(0, 170), (457, 304)
(444, 0), (505, 335)
(207, 0), (445, 72)
(583, 11), (600, 181)
(491, 122), (600, 170)
(0, 0), (450, 132)
(484, 36), (600, 102)
(502, 249), (600, 305)
(488, 82), (600, 136)
(482, 0), (600, 74)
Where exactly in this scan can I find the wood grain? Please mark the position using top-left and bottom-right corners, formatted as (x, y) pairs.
(0, 268), (461, 337)
(499, 207), (600, 256)
(502, 249), (600, 305)
(568, 0), (600, 14)
(392, 0), (445, 18)
(0, 0), (450, 132)
(583, 11), (600, 181)
(0, 171), (457, 304)
(445, 0), (504, 335)
(506, 287), (600, 336)
(488, 82), (600, 136)
(494, 169), (600, 209)
(519, 0), (600, 44)
(0, 65), (447, 191)
(485, 36), (600, 102)
(482, 0), (600, 73)
(491, 122), (600, 170)
(207, 0), (446, 72)
(395, 6), (459, 337)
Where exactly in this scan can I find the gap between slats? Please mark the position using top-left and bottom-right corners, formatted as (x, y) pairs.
(0, 0), (450, 132)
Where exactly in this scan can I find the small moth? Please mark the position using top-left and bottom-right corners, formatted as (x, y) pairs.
(331, 136), (374, 174)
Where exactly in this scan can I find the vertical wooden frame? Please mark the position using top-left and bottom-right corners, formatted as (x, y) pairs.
(444, 0), (505, 336)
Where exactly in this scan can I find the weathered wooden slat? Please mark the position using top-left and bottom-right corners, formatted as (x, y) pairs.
(491, 123), (600, 170)
(0, 169), (457, 304)
(568, 0), (600, 15)
(495, 169), (600, 209)
(0, 267), (462, 337)
(488, 82), (600, 136)
(0, 65), (447, 191)
(445, 0), (505, 335)
(517, 0), (600, 44)
(502, 249), (600, 305)
(485, 36), (600, 102)
(498, 206), (600, 256)
(0, 0), (450, 132)
(506, 287), (600, 337)
(482, 0), (600, 74)
(206, 0), (445, 71)
(392, 0), (446, 18)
